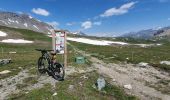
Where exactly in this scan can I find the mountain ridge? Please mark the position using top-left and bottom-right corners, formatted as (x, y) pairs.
(0, 11), (54, 34)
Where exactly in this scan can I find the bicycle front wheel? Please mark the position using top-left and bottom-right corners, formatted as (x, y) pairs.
(38, 57), (50, 74)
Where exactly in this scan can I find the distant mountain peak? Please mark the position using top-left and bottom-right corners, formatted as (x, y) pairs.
(71, 31), (87, 36)
(121, 26), (170, 39)
(0, 11), (54, 34)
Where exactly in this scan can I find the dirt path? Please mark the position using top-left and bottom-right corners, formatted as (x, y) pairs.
(90, 57), (170, 100)
(69, 43), (170, 100)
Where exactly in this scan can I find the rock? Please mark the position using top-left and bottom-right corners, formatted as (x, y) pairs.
(96, 77), (106, 91)
(9, 52), (16, 54)
(124, 84), (132, 90)
(80, 75), (88, 79)
(52, 92), (57, 96)
(0, 70), (11, 74)
(138, 62), (149, 68)
(0, 59), (11, 65)
(79, 82), (83, 86)
(112, 79), (116, 82)
(68, 85), (74, 91)
(160, 61), (170, 65)
(92, 84), (96, 89)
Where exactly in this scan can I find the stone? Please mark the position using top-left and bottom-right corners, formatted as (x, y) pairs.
(138, 62), (149, 68)
(53, 92), (57, 96)
(124, 84), (132, 90)
(112, 79), (116, 82)
(9, 52), (16, 54)
(96, 77), (106, 91)
(0, 59), (11, 65)
(160, 61), (170, 65)
(79, 82), (83, 86)
(80, 75), (88, 79)
(0, 70), (11, 74)
(68, 85), (74, 91)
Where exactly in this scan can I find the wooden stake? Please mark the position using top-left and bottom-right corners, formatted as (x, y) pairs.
(64, 32), (67, 68)
(52, 30), (56, 53)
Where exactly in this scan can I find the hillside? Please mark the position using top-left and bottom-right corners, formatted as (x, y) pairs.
(121, 26), (170, 39)
(0, 11), (53, 34)
(0, 26), (170, 100)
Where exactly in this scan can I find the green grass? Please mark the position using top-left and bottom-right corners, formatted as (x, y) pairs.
(0, 25), (50, 42)
(0, 26), (90, 79)
(8, 71), (138, 100)
(69, 41), (170, 72)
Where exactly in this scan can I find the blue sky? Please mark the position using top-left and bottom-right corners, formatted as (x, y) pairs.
(0, 0), (170, 36)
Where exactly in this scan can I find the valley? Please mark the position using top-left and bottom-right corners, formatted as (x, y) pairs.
(0, 25), (170, 100)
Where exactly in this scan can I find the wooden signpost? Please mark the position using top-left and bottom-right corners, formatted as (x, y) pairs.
(51, 30), (67, 68)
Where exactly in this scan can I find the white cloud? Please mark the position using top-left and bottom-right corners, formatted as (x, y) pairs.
(100, 2), (136, 17)
(32, 8), (50, 16)
(81, 21), (92, 29)
(47, 21), (59, 28)
(93, 21), (102, 26)
(66, 22), (76, 26)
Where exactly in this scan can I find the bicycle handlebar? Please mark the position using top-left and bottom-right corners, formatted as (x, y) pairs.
(35, 49), (53, 52)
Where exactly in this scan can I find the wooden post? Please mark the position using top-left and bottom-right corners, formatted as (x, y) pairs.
(64, 32), (67, 68)
(52, 30), (56, 53)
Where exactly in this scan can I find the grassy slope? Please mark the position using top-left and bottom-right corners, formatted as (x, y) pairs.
(0, 26), (86, 79)
(68, 36), (170, 72)
(0, 26), (137, 100)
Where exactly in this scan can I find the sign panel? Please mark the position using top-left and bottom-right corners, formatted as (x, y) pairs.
(55, 32), (65, 54)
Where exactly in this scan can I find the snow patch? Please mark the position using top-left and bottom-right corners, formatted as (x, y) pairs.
(0, 20), (8, 25)
(8, 18), (15, 23)
(29, 16), (33, 19)
(1, 39), (33, 43)
(134, 44), (162, 48)
(24, 23), (28, 27)
(0, 31), (7, 37)
(33, 25), (39, 30)
(15, 20), (19, 24)
(67, 37), (128, 46)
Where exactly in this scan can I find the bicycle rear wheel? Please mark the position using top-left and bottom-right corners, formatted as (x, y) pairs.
(51, 63), (65, 81)
(38, 57), (50, 74)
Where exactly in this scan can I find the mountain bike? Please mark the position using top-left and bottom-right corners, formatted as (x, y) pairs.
(35, 49), (65, 81)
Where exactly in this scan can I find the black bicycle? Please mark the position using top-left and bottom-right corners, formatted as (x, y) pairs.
(35, 49), (65, 81)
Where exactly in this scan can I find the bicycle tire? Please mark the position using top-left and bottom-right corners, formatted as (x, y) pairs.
(38, 57), (50, 74)
(51, 63), (65, 81)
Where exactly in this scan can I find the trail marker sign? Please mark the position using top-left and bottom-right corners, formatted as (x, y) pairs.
(51, 30), (67, 67)
(52, 31), (65, 54)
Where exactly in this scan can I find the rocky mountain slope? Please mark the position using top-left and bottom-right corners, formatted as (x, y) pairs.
(0, 11), (53, 34)
(121, 26), (170, 39)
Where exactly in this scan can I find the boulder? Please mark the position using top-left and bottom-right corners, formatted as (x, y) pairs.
(160, 61), (170, 65)
(96, 77), (106, 91)
(138, 62), (149, 68)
